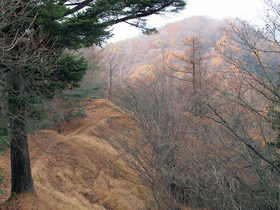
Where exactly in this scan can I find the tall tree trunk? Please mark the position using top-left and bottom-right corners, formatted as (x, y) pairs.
(192, 60), (197, 116)
(57, 120), (62, 134)
(192, 37), (198, 116)
(108, 71), (113, 100)
(7, 69), (35, 196)
(10, 118), (35, 196)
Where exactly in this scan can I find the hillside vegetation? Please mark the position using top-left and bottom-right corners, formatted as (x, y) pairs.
(76, 14), (280, 209)
(2, 12), (280, 209)
(0, 99), (153, 209)
(80, 16), (223, 84)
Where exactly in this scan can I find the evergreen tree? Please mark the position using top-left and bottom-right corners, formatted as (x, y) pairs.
(0, 0), (185, 197)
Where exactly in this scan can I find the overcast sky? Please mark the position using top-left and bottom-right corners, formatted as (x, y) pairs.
(109, 0), (265, 42)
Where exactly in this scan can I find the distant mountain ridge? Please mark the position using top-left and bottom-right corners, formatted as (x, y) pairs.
(101, 16), (224, 78)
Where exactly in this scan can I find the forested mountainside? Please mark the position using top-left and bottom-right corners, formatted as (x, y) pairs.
(110, 15), (222, 66)
(75, 14), (280, 209)
(80, 16), (224, 79)
(2, 11), (280, 209)
(80, 15), (277, 94)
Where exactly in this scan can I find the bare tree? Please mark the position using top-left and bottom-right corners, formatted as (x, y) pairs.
(202, 5), (280, 208)
(167, 35), (209, 115)
(106, 66), (240, 209)
(100, 44), (122, 100)
(94, 2), (280, 209)
(104, 21), (280, 208)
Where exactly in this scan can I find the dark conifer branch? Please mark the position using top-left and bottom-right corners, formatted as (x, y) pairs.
(64, 0), (94, 16)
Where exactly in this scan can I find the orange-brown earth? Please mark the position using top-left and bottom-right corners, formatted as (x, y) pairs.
(0, 99), (153, 209)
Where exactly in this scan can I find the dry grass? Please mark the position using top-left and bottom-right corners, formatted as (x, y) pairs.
(0, 99), (153, 209)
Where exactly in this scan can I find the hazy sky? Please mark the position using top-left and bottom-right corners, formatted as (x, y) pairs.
(109, 0), (265, 42)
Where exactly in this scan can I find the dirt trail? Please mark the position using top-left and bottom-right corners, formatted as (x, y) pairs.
(74, 116), (108, 135)
(0, 99), (150, 210)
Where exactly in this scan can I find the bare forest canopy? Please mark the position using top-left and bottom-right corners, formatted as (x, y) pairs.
(80, 16), (277, 88)
(77, 14), (280, 209)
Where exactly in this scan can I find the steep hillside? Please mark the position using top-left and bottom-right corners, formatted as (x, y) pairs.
(0, 99), (153, 209)
(79, 16), (224, 90)
(107, 16), (223, 75)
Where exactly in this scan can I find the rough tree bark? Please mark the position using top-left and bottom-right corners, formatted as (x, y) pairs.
(8, 79), (35, 196)
(10, 119), (34, 195)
